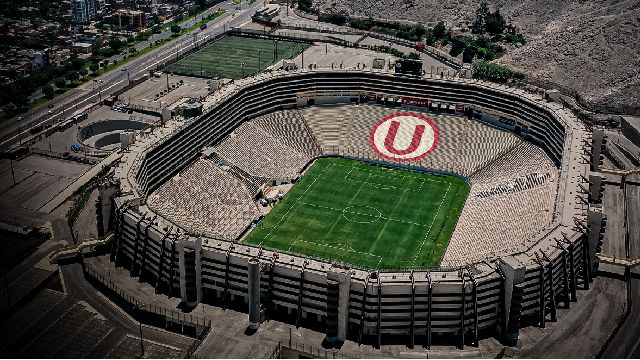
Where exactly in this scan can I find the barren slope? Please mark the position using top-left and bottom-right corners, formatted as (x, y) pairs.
(314, 0), (640, 110)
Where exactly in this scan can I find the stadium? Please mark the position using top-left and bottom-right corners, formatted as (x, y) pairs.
(107, 67), (601, 349)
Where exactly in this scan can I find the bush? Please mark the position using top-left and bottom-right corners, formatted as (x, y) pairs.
(472, 60), (522, 83)
(42, 84), (55, 99)
(318, 13), (347, 26)
(298, 0), (313, 13)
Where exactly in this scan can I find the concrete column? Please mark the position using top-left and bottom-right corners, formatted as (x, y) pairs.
(326, 267), (351, 343)
(98, 179), (119, 235)
(497, 256), (526, 346)
(178, 237), (202, 307)
(587, 206), (605, 273)
(590, 127), (605, 172)
(248, 257), (261, 329)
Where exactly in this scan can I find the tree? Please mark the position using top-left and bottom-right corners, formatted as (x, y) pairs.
(449, 39), (465, 57)
(54, 77), (66, 89)
(43, 84), (55, 98)
(298, 0), (313, 13)
(462, 46), (476, 63)
(433, 21), (446, 40)
(170, 24), (182, 35)
(108, 36), (124, 51)
(65, 71), (80, 82)
(486, 8), (506, 35)
(472, 1), (489, 34)
(79, 68), (88, 77)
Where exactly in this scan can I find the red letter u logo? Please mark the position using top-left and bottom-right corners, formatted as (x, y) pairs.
(383, 121), (426, 155)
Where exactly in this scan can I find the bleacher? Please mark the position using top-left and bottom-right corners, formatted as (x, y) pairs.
(298, 105), (352, 153)
(331, 105), (522, 177)
(440, 143), (558, 267)
(253, 110), (322, 158)
(147, 159), (258, 239)
(214, 119), (317, 180)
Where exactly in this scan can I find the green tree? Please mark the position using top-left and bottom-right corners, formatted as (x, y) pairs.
(65, 71), (80, 82)
(433, 21), (446, 40)
(472, 1), (489, 34)
(108, 36), (124, 50)
(89, 63), (99, 72)
(449, 39), (465, 57)
(54, 77), (66, 89)
(170, 24), (182, 35)
(462, 47), (476, 63)
(486, 8), (506, 35)
(42, 84), (55, 98)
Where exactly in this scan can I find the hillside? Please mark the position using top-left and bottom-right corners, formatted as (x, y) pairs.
(313, 0), (640, 112)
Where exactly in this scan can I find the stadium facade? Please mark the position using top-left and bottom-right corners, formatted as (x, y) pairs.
(107, 69), (604, 348)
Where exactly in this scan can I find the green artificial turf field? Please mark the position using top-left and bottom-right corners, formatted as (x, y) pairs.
(244, 157), (470, 269)
(167, 35), (309, 79)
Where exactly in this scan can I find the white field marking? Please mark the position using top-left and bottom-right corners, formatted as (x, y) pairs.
(411, 183), (452, 267)
(298, 202), (430, 228)
(288, 239), (383, 268)
(258, 163), (331, 246)
(333, 163), (448, 185)
(342, 205), (382, 224)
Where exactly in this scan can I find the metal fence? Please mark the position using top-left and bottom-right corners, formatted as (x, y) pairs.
(84, 263), (211, 329)
(269, 339), (357, 359)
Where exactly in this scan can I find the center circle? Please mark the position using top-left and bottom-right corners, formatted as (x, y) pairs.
(342, 205), (382, 224)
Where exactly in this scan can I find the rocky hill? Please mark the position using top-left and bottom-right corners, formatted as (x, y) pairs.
(312, 0), (640, 112)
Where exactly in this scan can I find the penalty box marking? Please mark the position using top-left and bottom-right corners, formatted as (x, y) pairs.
(336, 164), (448, 193)
(288, 239), (383, 268)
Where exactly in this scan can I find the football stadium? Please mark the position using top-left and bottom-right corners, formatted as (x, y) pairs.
(2, 0), (639, 357)
(108, 67), (602, 348)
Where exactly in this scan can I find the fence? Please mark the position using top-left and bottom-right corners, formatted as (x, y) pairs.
(29, 147), (99, 164)
(269, 339), (357, 359)
(277, 23), (462, 70)
(83, 263), (211, 334)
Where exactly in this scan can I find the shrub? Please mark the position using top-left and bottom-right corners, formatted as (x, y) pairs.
(472, 60), (522, 83)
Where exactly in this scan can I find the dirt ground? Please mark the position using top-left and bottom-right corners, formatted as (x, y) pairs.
(311, 0), (640, 111)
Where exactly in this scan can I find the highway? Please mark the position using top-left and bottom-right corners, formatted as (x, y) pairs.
(0, 0), (263, 150)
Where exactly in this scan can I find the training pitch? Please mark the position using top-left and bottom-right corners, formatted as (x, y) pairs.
(167, 35), (309, 79)
(244, 157), (469, 269)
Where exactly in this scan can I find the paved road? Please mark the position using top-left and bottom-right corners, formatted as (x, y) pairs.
(60, 261), (193, 350)
(0, 0), (263, 150)
(600, 183), (640, 358)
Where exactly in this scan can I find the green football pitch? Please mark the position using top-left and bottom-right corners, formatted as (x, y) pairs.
(244, 157), (470, 269)
(167, 35), (309, 79)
